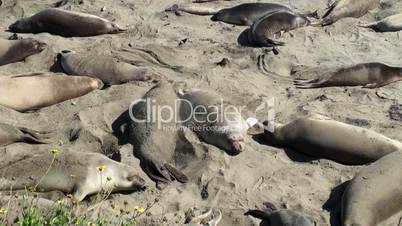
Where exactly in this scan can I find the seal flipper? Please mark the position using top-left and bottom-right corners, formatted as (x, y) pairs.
(165, 163), (188, 183)
(244, 209), (271, 220)
(322, 0), (339, 19)
(143, 159), (173, 184)
(19, 127), (52, 144)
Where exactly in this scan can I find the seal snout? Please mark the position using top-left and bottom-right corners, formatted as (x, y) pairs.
(36, 41), (47, 51)
(230, 139), (244, 155)
(128, 175), (147, 189)
(211, 13), (219, 21)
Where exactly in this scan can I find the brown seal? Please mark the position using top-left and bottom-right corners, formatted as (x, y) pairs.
(0, 38), (46, 66)
(294, 63), (402, 89)
(9, 8), (126, 37)
(0, 122), (50, 146)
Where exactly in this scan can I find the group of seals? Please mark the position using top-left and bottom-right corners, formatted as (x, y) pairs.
(294, 63), (402, 89)
(0, 73), (103, 112)
(0, 122), (50, 146)
(0, 38), (46, 66)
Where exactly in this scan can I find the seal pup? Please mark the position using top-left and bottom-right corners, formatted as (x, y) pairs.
(59, 50), (161, 85)
(316, 0), (380, 26)
(0, 73), (103, 112)
(178, 89), (248, 155)
(166, 4), (220, 16)
(248, 11), (310, 47)
(263, 115), (402, 165)
(342, 151), (402, 226)
(0, 122), (50, 146)
(0, 38), (46, 66)
(359, 13), (402, 32)
(0, 149), (146, 201)
(210, 3), (292, 26)
(294, 63), (402, 89)
(128, 81), (188, 185)
(9, 8), (126, 37)
(245, 202), (314, 226)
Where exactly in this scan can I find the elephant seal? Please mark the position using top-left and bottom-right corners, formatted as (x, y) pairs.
(316, 0), (380, 26)
(245, 202), (314, 226)
(342, 151), (402, 226)
(263, 115), (402, 165)
(9, 8), (126, 37)
(128, 81), (188, 185)
(0, 38), (46, 66)
(294, 63), (402, 89)
(0, 122), (50, 146)
(59, 50), (162, 85)
(0, 73), (103, 112)
(178, 89), (248, 155)
(248, 11), (310, 47)
(166, 4), (220, 16)
(0, 149), (146, 201)
(360, 13), (402, 32)
(210, 3), (292, 26)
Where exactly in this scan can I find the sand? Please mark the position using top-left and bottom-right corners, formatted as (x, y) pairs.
(0, 0), (401, 225)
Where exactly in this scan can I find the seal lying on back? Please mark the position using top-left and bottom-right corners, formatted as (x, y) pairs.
(0, 122), (50, 146)
(129, 82), (188, 185)
(263, 115), (402, 165)
(0, 73), (103, 112)
(0, 149), (146, 201)
(360, 13), (402, 32)
(211, 3), (292, 26)
(178, 89), (248, 155)
(248, 11), (310, 47)
(317, 0), (380, 26)
(0, 38), (46, 66)
(294, 63), (402, 89)
(245, 202), (314, 226)
(59, 50), (161, 85)
(9, 8), (126, 37)
(342, 151), (402, 226)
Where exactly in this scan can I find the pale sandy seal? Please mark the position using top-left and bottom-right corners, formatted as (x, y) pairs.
(316, 0), (380, 26)
(0, 122), (50, 146)
(0, 73), (103, 112)
(128, 82), (188, 185)
(0, 149), (146, 201)
(59, 50), (161, 85)
(9, 8), (126, 37)
(294, 63), (402, 89)
(341, 151), (402, 226)
(166, 4), (221, 16)
(185, 208), (222, 226)
(210, 3), (292, 26)
(178, 89), (248, 155)
(263, 115), (402, 165)
(248, 11), (310, 47)
(0, 38), (46, 66)
(360, 13), (402, 32)
(245, 202), (314, 226)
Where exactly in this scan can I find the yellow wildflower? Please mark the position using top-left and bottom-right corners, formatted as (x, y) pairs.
(96, 166), (107, 172)
(134, 205), (145, 213)
(49, 148), (61, 156)
(70, 174), (76, 179)
(0, 208), (7, 214)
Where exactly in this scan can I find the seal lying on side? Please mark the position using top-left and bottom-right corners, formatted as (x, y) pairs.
(263, 115), (402, 165)
(129, 82), (188, 185)
(178, 89), (248, 155)
(9, 8), (126, 37)
(0, 149), (146, 201)
(0, 122), (50, 146)
(59, 50), (161, 85)
(248, 11), (310, 47)
(210, 3), (292, 26)
(0, 73), (103, 112)
(360, 13), (402, 32)
(342, 151), (402, 226)
(245, 202), (314, 226)
(0, 38), (46, 66)
(317, 0), (380, 26)
(294, 63), (402, 89)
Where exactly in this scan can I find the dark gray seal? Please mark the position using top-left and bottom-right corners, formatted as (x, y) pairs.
(0, 122), (50, 146)
(0, 38), (46, 66)
(294, 63), (402, 89)
(360, 13), (402, 32)
(9, 8), (126, 37)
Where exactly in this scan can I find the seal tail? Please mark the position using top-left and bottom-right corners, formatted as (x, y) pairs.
(358, 22), (377, 29)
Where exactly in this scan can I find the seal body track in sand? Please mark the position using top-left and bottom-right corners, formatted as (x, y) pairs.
(59, 50), (161, 85)
(294, 63), (402, 89)
(0, 73), (103, 112)
(9, 8), (126, 37)
(360, 13), (402, 32)
(0, 38), (46, 66)
(248, 11), (310, 47)
(211, 3), (292, 26)
(0, 122), (50, 146)
(342, 151), (402, 226)
(129, 82), (188, 185)
(263, 115), (402, 165)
